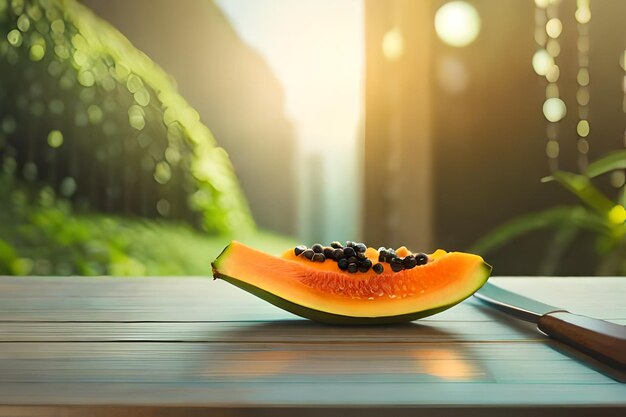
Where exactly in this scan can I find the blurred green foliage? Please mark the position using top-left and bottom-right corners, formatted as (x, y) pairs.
(471, 150), (626, 275)
(0, 176), (296, 276)
(0, 0), (254, 233)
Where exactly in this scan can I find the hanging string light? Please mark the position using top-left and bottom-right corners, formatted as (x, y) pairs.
(575, 0), (591, 171)
(613, 48), (626, 193)
(534, 0), (565, 172)
(622, 49), (626, 149)
(623, 50), (626, 119)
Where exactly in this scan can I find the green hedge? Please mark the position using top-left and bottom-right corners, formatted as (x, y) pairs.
(0, 177), (295, 275)
(0, 0), (254, 233)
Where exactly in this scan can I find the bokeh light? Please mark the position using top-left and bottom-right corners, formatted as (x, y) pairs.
(437, 55), (469, 94)
(29, 44), (45, 61)
(7, 29), (23, 47)
(543, 97), (566, 122)
(608, 205), (626, 225)
(575, 0), (591, 24)
(576, 120), (590, 137)
(577, 87), (590, 105)
(60, 177), (77, 197)
(577, 138), (589, 154)
(545, 65), (560, 82)
(434, 1), (481, 47)
(546, 39), (560, 57)
(545, 140), (559, 159)
(577, 68), (590, 86)
(532, 49), (553, 76)
(47, 130), (64, 148)
(156, 198), (171, 216)
(610, 171), (626, 188)
(545, 18), (562, 38)
(382, 26), (404, 61)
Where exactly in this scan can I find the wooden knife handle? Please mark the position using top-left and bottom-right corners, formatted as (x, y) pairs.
(537, 311), (626, 369)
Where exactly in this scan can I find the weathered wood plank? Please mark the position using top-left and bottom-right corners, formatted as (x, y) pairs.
(0, 381), (624, 407)
(2, 405), (626, 417)
(0, 316), (543, 343)
(0, 342), (617, 386)
(1, 277), (625, 322)
(1, 405), (623, 417)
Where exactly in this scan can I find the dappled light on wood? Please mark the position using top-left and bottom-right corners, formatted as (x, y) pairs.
(416, 349), (482, 381)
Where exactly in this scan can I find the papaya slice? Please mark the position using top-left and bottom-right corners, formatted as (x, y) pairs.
(212, 241), (492, 325)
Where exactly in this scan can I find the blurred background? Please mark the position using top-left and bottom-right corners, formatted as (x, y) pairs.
(0, 0), (624, 276)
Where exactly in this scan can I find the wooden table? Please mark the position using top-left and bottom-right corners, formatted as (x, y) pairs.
(0, 276), (625, 416)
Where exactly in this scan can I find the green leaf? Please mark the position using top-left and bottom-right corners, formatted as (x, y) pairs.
(549, 171), (615, 215)
(586, 150), (626, 178)
(469, 206), (606, 255)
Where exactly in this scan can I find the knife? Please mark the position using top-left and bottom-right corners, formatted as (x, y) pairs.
(474, 282), (626, 369)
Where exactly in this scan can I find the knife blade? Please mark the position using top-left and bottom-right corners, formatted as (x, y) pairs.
(474, 282), (626, 370)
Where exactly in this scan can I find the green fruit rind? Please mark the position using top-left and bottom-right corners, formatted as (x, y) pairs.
(212, 247), (492, 325)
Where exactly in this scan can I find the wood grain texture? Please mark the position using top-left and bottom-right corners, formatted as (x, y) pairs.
(0, 313), (544, 342)
(2, 406), (625, 417)
(0, 276), (625, 416)
(0, 341), (613, 384)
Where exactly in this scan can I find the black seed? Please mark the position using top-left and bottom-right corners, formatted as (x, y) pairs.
(362, 259), (373, 269)
(372, 263), (384, 274)
(378, 247), (387, 252)
(387, 249), (397, 257)
(347, 256), (359, 264)
(323, 247), (334, 258)
(311, 244), (323, 253)
(356, 252), (366, 261)
(415, 253), (428, 265)
(402, 255), (417, 269)
(303, 249), (315, 260)
(331, 248), (344, 261)
(347, 263), (358, 273)
(294, 245), (307, 256)
(338, 258), (349, 270)
(343, 247), (356, 257)
(346, 241), (356, 248)
(390, 257), (404, 272)
(355, 243), (367, 253)
(358, 263), (371, 273)
(312, 253), (325, 262)
(378, 249), (388, 263)
(330, 241), (343, 249)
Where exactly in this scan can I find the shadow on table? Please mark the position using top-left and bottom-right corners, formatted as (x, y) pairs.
(207, 320), (490, 382)
(214, 318), (481, 342)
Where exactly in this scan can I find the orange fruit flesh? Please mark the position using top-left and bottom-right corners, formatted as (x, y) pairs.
(214, 242), (489, 319)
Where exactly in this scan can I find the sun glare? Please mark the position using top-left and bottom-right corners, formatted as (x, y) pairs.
(215, 0), (364, 243)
